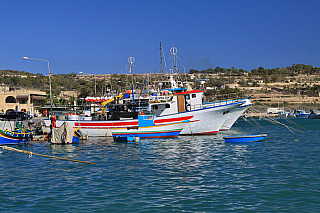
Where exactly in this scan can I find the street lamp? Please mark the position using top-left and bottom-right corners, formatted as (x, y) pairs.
(23, 56), (52, 114)
(79, 71), (97, 95)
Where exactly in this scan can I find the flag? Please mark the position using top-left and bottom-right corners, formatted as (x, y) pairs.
(129, 68), (131, 74)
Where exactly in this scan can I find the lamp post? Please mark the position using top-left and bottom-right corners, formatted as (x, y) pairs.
(79, 71), (97, 95)
(23, 56), (52, 115)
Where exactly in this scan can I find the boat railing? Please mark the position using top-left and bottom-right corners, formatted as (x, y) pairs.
(189, 104), (202, 111)
(202, 98), (246, 108)
(211, 92), (246, 101)
(148, 95), (172, 103)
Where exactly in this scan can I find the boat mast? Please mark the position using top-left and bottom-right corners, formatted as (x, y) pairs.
(169, 47), (179, 90)
(170, 46), (178, 74)
(128, 56), (135, 103)
(160, 42), (163, 75)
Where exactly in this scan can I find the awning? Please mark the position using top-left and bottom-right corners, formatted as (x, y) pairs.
(31, 96), (45, 100)
(16, 95), (29, 100)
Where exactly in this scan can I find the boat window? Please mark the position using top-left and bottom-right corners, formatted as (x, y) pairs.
(165, 104), (170, 108)
(192, 94), (196, 98)
(153, 105), (158, 110)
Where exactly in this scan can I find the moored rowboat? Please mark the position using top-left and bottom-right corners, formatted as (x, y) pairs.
(223, 134), (267, 143)
(112, 115), (191, 141)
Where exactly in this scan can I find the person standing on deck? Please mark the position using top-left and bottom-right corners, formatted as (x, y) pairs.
(51, 113), (56, 129)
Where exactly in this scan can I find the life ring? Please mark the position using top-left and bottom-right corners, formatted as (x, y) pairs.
(161, 90), (169, 96)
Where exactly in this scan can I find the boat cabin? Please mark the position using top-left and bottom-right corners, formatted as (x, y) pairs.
(149, 89), (205, 116)
(138, 114), (154, 127)
(107, 102), (149, 120)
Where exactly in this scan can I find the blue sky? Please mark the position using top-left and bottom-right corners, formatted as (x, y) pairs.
(1, 0), (319, 75)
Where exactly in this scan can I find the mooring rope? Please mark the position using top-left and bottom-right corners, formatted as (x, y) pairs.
(188, 123), (194, 137)
(0, 146), (97, 164)
(251, 101), (305, 129)
(242, 117), (256, 126)
(282, 117), (306, 129)
(262, 116), (304, 133)
(246, 107), (305, 133)
(249, 117), (263, 128)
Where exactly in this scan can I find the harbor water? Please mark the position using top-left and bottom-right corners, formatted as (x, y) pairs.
(1, 117), (320, 212)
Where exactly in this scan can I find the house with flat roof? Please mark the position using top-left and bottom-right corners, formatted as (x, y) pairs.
(0, 86), (46, 115)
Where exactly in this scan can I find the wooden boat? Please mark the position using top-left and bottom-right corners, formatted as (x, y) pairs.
(223, 134), (267, 143)
(112, 115), (190, 142)
(51, 122), (82, 144)
(0, 128), (33, 145)
(72, 127), (82, 143)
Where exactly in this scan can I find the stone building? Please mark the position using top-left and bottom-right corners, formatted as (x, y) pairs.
(0, 85), (46, 115)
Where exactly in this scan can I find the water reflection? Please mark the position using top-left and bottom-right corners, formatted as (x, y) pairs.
(1, 118), (319, 212)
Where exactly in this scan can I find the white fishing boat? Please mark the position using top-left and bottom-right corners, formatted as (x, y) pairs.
(44, 111), (195, 137)
(221, 98), (251, 130)
(44, 88), (242, 136)
(149, 89), (243, 135)
(203, 98), (252, 131)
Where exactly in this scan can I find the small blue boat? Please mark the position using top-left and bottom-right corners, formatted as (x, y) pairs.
(295, 110), (309, 117)
(113, 136), (140, 143)
(223, 134), (267, 143)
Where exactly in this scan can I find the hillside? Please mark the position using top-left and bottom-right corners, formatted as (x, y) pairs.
(1, 64), (320, 111)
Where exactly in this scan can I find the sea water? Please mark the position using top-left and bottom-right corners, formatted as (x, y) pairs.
(0, 118), (319, 212)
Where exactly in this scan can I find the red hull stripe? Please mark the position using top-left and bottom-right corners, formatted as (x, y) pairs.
(113, 130), (182, 135)
(139, 136), (179, 138)
(0, 131), (17, 139)
(154, 116), (193, 124)
(75, 121), (138, 127)
(74, 116), (193, 128)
